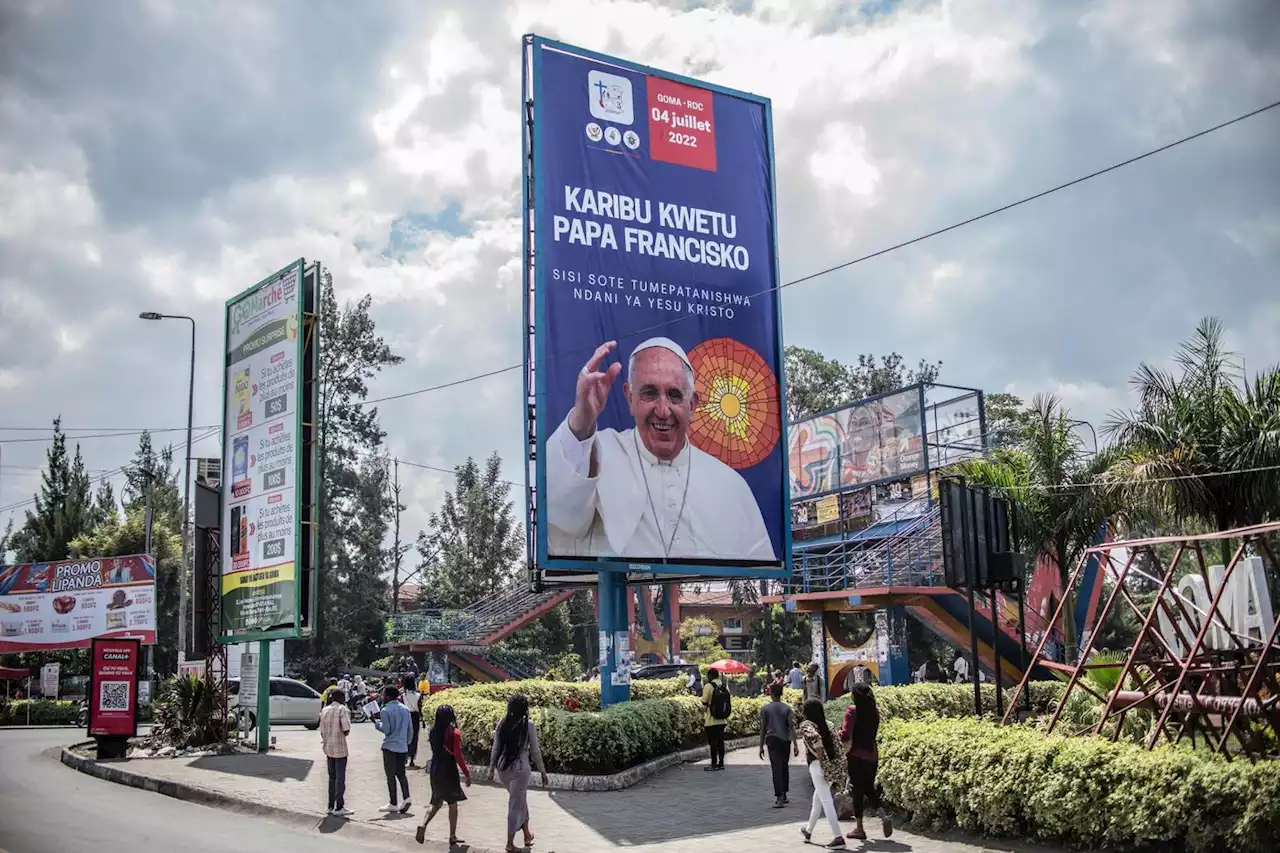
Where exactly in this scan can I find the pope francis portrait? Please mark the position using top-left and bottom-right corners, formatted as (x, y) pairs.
(545, 336), (775, 562)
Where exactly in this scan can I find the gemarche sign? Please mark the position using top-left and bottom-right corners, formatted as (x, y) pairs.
(219, 259), (316, 642)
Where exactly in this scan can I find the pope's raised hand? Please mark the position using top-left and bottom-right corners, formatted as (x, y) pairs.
(568, 341), (622, 440)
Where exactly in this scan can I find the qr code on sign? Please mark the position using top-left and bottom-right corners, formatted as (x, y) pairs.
(99, 681), (130, 711)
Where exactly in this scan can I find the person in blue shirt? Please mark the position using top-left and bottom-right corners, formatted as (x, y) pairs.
(374, 684), (412, 813)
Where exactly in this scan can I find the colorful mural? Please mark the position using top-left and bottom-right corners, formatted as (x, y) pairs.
(789, 388), (926, 500)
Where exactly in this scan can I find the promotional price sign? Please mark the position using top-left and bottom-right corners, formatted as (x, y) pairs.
(88, 637), (140, 738)
(0, 555), (157, 652)
(220, 259), (307, 641)
(524, 36), (790, 578)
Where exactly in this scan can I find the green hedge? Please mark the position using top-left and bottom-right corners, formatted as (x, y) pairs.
(439, 692), (775, 775)
(0, 699), (79, 725)
(823, 681), (1065, 724)
(878, 717), (1280, 853)
(422, 676), (692, 714)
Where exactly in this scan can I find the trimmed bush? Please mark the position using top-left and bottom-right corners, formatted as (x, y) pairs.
(0, 699), (79, 726)
(422, 675), (690, 715)
(877, 716), (1280, 853)
(443, 692), (773, 775)
(823, 681), (1065, 724)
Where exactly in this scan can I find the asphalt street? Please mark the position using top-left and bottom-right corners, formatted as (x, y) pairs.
(0, 729), (420, 853)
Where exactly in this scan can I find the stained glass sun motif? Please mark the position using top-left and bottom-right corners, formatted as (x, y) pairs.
(687, 337), (781, 470)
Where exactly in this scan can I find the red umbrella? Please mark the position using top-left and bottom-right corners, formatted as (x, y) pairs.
(706, 658), (751, 675)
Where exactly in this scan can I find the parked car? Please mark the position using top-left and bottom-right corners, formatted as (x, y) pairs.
(227, 676), (322, 732)
(630, 663), (700, 682)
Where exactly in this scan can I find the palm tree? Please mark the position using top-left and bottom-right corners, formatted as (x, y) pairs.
(960, 394), (1123, 660)
(1105, 317), (1280, 564)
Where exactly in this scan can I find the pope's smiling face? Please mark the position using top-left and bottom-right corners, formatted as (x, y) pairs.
(625, 348), (696, 462)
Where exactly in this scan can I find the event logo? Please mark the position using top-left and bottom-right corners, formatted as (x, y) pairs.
(588, 70), (634, 125)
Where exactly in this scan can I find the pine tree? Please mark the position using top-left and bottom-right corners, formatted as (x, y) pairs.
(415, 452), (522, 609)
(88, 481), (119, 528)
(11, 417), (92, 562)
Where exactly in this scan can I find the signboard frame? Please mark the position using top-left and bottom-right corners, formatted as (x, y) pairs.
(88, 636), (140, 739)
(0, 555), (158, 653)
(522, 34), (792, 582)
(217, 258), (318, 644)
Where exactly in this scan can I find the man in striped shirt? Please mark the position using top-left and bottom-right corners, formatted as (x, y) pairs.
(320, 689), (353, 817)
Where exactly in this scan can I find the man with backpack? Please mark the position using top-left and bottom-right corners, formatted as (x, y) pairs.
(701, 667), (732, 771)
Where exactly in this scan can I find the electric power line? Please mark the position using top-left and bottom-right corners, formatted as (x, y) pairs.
(356, 97), (1280, 409)
(0, 426), (221, 516)
(0, 425), (221, 444)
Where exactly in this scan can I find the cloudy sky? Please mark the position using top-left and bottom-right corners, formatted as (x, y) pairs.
(1, 0), (1277, 545)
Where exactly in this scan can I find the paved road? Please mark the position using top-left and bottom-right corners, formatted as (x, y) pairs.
(0, 729), (418, 853)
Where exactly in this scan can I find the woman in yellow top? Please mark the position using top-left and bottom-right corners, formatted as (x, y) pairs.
(700, 668), (731, 771)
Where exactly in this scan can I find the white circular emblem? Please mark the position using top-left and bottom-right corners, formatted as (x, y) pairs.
(585, 122), (603, 142)
(604, 126), (622, 146)
(623, 130), (640, 150)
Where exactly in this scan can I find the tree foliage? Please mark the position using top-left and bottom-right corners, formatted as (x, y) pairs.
(414, 452), (522, 609)
(784, 345), (942, 421)
(749, 604), (811, 671)
(305, 271), (402, 665)
(9, 417), (92, 562)
(1105, 317), (1280, 558)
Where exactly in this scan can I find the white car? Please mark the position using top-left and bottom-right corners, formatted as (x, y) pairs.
(227, 676), (322, 731)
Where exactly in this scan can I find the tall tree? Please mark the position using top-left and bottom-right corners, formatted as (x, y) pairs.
(784, 346), (942, 421)
(10, 417), (93, 562)
(985, 392), (1036, 450)
(88, 481), (119, 529)
(305, 271), (403, 663)
(415, 452), (522, 609)
(960, 394), (1125, 661)
(1106, 317), (1280, 563)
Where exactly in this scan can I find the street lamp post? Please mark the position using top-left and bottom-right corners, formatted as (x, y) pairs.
(140, 312), (196, 658)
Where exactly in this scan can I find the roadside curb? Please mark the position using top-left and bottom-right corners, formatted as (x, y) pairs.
(58, 744), (499, 852)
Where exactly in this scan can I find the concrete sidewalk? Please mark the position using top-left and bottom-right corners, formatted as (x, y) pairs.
(70, 724), (1062, 853)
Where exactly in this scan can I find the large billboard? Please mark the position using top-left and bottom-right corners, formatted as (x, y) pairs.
(220, 259), (316, 641)
(0, 555), (156, 652)
(788, 386), (926, 501)
(525, 36), (789, 576)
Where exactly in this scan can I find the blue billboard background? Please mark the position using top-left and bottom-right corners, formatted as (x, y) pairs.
(530, 37), (788, 572)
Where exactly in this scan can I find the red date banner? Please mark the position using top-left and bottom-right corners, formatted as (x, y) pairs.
(89, 637), (140, 738)
(0, 555), (157, 652)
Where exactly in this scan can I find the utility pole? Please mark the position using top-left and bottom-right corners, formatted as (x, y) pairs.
(143, 472), (154, 681)
(390, 458), (403, 613)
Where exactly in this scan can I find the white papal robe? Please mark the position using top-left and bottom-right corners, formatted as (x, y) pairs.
(545, 414), (775, 562)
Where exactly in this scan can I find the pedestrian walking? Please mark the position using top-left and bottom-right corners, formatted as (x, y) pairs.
(798, 698), (846, 848)
(701, 667), (731, 771)
(758, 681), (798, 807)
(417, 704), (471, 846)
(804, 662), (824, 702)
(787, 661), (805, 690)
(374, 684), (412, 814)
(319, 688), (353, 818)
(403, 675), (423, 769)
(489, 694), (549, 852)
(840, 682), (892, 840)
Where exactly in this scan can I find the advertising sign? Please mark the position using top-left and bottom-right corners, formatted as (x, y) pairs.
(238, 652), (258, 709)
(88, 637), (140, 738)
(0, 555), (157, 652)
(789, 386), (926, 501)
(220, 259), (307, 640)
(526, 36), (789, 575)
(40, 662), (60, 699)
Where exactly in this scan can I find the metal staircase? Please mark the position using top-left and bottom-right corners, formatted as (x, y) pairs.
(384, 586), (576, 648)
(787, 503), (945, 594)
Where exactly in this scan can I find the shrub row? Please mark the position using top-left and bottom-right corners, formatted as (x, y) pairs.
(422, 675), (691, 715)
(439, 693), (774, 775)
(823, 681), (1065, 724)
(877, 716), (1280, 853)
(0, 699), (79, 726)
